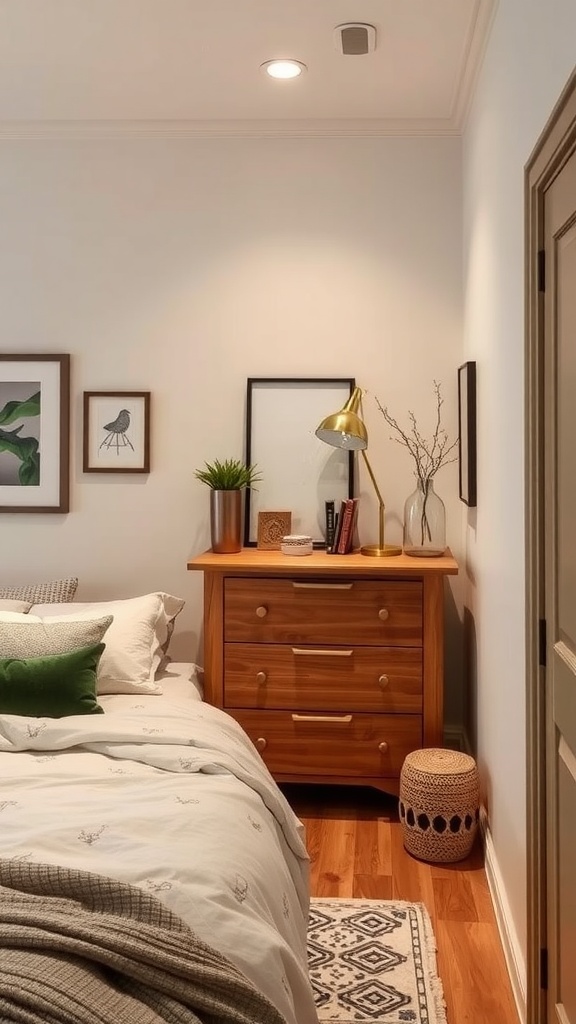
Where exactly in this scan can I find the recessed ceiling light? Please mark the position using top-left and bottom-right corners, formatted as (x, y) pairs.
(261, 60), (307, 80)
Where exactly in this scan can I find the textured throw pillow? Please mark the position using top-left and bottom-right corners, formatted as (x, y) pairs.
(0, 643), (105, 717)
(30, 593), (185, 695)
(0, 615), (113, 659)
(0, 600), (32, 613)
(0, 578), (78, 604)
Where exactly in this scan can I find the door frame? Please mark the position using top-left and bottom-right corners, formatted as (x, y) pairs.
(525, 68), (576, 1024)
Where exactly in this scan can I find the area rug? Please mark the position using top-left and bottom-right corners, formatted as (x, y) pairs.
(308, 898), (447, 1024)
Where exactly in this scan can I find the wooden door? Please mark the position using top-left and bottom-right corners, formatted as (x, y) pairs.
(543, 144), (576, 1024)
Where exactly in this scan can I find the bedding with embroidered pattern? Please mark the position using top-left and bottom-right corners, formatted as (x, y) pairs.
(0, 700), (317, 1024)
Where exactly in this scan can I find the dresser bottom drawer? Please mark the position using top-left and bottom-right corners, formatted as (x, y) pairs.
(231, 709), (422, 778)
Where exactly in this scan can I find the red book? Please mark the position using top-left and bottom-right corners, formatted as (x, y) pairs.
(345, 498), (360, 553)
(337, 498), (356, 554)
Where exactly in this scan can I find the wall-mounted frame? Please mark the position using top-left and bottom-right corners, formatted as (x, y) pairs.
(83, 391), (150, 473)
(244, 377), (355, 547)
(458, 361), (477, 507)
(0, 353), (70, 513)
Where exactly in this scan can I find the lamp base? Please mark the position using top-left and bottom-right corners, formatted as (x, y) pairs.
(360, 543), (402, 557)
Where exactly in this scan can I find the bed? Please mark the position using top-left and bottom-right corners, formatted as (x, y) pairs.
(0, 586), (319, 1024)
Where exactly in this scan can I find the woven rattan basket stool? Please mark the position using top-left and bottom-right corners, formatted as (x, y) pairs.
(399, 748), (480, 863)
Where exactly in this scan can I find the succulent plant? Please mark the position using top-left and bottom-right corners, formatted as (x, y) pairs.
(194, 458), (261, 490)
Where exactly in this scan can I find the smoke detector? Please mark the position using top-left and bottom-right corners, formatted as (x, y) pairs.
(334, 23), (377, 56)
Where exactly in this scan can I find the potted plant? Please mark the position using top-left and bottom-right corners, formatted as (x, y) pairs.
(194, 458), (261, 553)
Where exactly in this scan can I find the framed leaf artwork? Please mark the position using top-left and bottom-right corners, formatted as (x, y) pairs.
(0, 354), (70, 513)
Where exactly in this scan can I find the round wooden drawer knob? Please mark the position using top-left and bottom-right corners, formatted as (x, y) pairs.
(255, 737), (267, 751)
(378, 674), (389, 688)
(255, 605), (268, 618)
(378, 608), (389, 621)
(256, 671), (267, 685)
(378, 741), (389, 754)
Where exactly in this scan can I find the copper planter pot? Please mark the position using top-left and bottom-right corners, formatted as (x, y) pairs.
(210, 489), (242, 553)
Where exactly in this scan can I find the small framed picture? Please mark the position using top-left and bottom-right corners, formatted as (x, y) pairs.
(458, 362), (477, 507)
(257, 510), (292, 550)
(83, 391), (150, 473)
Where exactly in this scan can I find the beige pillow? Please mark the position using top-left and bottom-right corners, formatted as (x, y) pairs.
(30, 593), (184, 695)
(0, 600), (32, 613)
(0, 614), (113, 660)
(0, 578), (78, 604)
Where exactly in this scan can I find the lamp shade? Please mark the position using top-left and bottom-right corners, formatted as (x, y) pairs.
(315, 386), (368, 451)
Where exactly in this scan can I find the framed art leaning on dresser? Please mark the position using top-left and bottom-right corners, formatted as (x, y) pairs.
(244, 377), (355, 547)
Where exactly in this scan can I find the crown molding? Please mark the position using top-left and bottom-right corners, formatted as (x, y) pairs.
(0, 0), (497, 142)
(452, 0), (499, 129)
(0, 116), (462, 141)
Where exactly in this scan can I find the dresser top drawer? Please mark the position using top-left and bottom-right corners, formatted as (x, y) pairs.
(224, 577), (422, 646)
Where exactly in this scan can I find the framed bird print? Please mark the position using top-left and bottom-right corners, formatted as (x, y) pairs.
(83, 391), (150, 473)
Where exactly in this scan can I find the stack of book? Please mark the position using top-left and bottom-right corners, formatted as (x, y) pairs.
(324, 498), (359, 554)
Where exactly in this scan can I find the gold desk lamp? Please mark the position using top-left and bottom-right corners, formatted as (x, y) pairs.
(315, 386), (402, 557)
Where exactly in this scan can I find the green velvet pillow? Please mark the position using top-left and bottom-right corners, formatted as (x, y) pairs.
(0, 643), (105, 718)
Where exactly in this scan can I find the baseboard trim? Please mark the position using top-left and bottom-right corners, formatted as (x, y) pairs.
(443, 725), (467, 751)
(481, 812), (527, 1024)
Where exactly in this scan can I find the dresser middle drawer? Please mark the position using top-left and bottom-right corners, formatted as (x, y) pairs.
(224, 643), (422, 713)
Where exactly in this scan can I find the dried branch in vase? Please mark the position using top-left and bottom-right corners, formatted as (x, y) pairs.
(375, 381), (458, 488)
(374, 381), (457, 554)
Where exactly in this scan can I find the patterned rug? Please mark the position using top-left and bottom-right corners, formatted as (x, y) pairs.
(308, 898), (447, 1024)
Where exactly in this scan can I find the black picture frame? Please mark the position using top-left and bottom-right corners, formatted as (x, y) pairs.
(458, 361), (477, 507)
(0, 353), (70, 513)
(244, 377), (356, 547)
(83, 391), (151, 474)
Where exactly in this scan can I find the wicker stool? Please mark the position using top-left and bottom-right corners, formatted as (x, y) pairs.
(399, 748), (480, 863)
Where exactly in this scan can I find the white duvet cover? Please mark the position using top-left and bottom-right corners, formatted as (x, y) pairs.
(0, 691), (318, 1024)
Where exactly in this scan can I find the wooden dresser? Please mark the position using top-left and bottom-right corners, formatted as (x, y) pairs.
(187, 549), (458, 795)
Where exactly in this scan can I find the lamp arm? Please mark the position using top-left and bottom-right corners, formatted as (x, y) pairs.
(360, 448), (385, 550)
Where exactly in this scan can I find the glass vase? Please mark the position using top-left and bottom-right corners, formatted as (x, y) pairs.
(403, 478), (446, 557)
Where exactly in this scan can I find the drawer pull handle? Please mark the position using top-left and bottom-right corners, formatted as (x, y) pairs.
(255, 737), (267, 751)
(291, 713), (353, 723)
(292, 582), (353, 590)
(256, 671), (267, 684)
(378, 674), (390, 688)
(292, 648), (353, 657)
(378, 741), (389, 754)
(255, 605), (268, 618)
(378, 608), (389, 621)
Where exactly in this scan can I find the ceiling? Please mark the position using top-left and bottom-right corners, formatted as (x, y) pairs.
(0, 0), (496, 137)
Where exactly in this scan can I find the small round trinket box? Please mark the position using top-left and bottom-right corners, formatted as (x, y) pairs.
(280, 534), (313, 556)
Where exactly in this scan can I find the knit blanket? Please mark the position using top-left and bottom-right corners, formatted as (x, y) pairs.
(0, 859), (287, 1024)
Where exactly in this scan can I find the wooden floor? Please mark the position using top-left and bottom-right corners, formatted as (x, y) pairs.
(281, 783), (520, 1024)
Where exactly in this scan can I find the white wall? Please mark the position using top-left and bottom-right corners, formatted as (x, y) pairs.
(0, 135), (464, 716)
(463, 0), (576, 1000)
